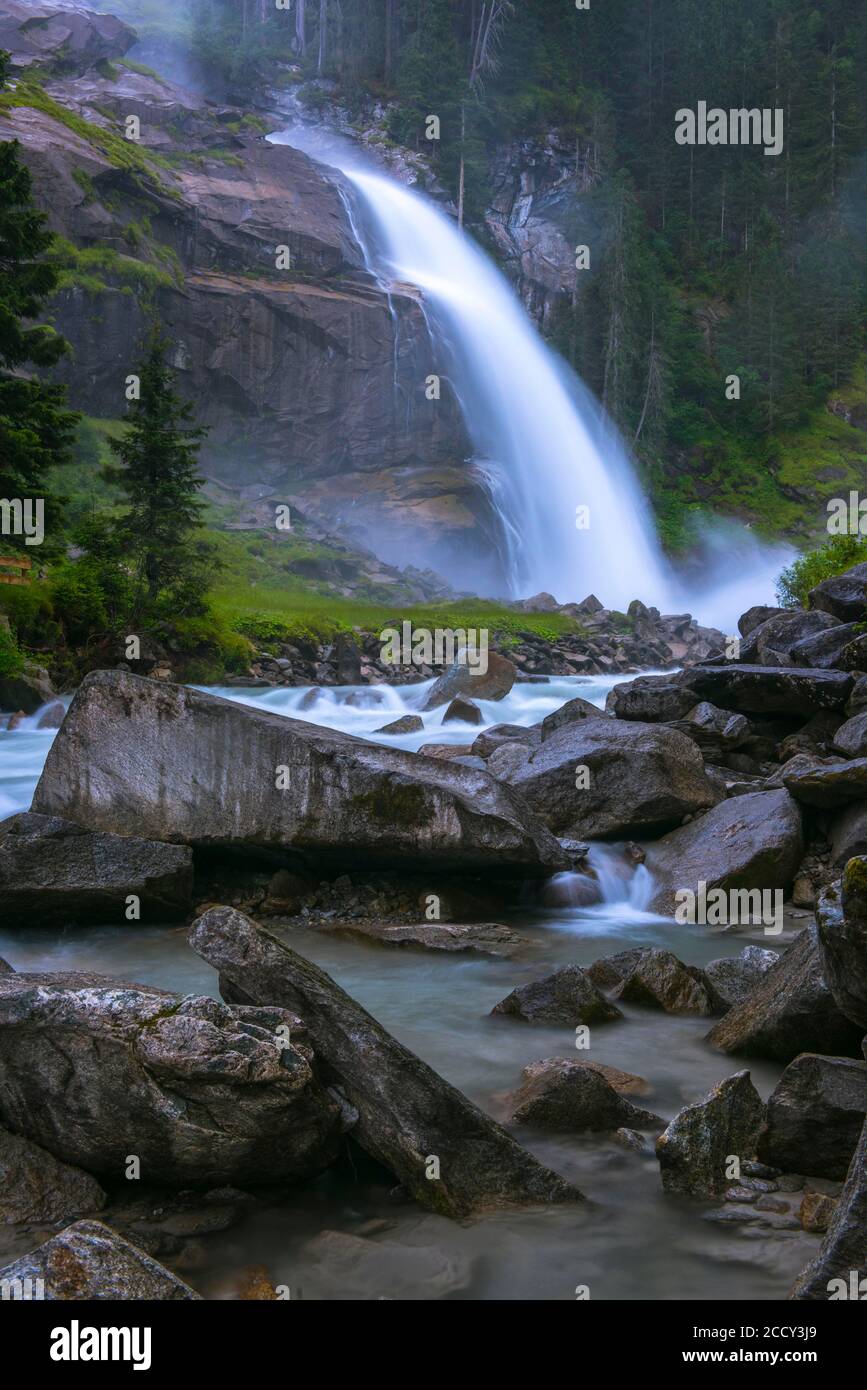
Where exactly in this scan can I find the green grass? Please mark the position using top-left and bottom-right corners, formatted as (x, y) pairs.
(48, 236), (174, 295)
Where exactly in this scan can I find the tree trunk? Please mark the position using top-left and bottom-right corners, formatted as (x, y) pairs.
(295, 0), (307, 56)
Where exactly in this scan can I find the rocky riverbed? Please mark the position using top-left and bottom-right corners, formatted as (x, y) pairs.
(1, 564), (867, 1300)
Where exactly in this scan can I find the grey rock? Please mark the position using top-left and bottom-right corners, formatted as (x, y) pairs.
(422, 653), (516, 710)
(784, 755), (867, 808)
(0, 812), (193, 926)
(656, 1071), (765, 1197)
(0, 1220), (199, 1300)
(739, 606), (787, 639)
(442, 696), (483, 725)
(509, 1059), (663, 1132)
(375, 715), (423, 735)
(471, 723), (541, 759)
(816, 865), (867, 1030)
(540, 695), (606, 741)
(740, 611), (839, 665)
(0, 1126), (106, 1224)
(605, 675), (699, 722)
(759, 1054), (867, 1180)
(33, 670), (566, 876)
(648, 790), (803, 916)
(0, 967), (342, 1185)
(189, 906), (582, 1218)
(315, 920), (526, 957)
(790, 623), (861, 669)
(808, 562), (867, 622)
(704, 946), (780, 1010)
(486, 742), (532, 780)
(705, 926), (864, 1063)
(791, 1116), (867, 1299)
(492, 965), (623, 1025)
(613, 949), (724, 1016)
(685, 665), (853, 716)
(829, 804), (867, 870)
(506, 716), (717, 840)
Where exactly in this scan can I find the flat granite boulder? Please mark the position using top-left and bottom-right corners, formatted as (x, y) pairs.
(0, 1220), (199, 1300)
(32, 670), (566, 876)
(648, 790), (803, 917)
(504, 716), (717, 839)
(314, 920), (527, 957)
(613, 949), (724, 1016)
(492, 965), (623, 1025)
(0, 968), (343, 1186)
(685, 665), (853, 717)
(0, 812), (193, 926)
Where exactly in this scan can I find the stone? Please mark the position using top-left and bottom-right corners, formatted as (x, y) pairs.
(300, 1228), (472, 1300)
(799, 1191), (838, 1233)
(579, 1061), (652, 1097)
(790, 623), (862, 669)
(783, 756), (867, 809)
(740, 611), (840, 665)
(505, 716), (717, 839)
(189, 907), (582, 1218)
(705, 926), (864, 1063)
(486, 742), (533, 779)
(0, 967), (343, 1185)
(0, 662), (55, 715)
(605, 675), (699, 722)
(656, 1071), (765, 1197)
(0, 1126), (106, 1225)
(491, 965), (624, 1025)
(738, 606), (787, 638)
(422, 653), (517, 710)
(586, 948), (651, 991)
(704, 946), (780, 1010)
(758, 1054), (867, 1180)
(669, 702), (749, 755)
(33, 671), (566, 876)
(0, 2), (135, 76)
(375, 715), (424, 735)
(35, 700), (65, 730)
(791, 1116), (867, 1298)
(816, 872), (867, 1030)
(648, 790), (803, 916)
(613, 949), (723, 1016)
(685, 665), (853, 716)
(0, 812), (193, 926)
(0, 1220), (199, 1300)
(808, 561), (867, 622)
(442, 696), (483, 725)
(471, 723), (540, 758)
(315, 920), (526, 957)
(540, 696), (606, 740)
(828, 804), (867, 869)
(508, 1059), (663, 1132)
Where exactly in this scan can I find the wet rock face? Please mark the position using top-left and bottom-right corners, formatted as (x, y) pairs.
(612, 950), (724, 1017)
(505, 716), (717, 840)
(656, 1071), (766, 1197)
(704, 946), (780, 1011)
(816, 864), (867, 1030)
(0, 812), (193, 926)
(0, 1220), (200, 1300)
(0, 969), (343, 1186)
(808, 562), (867, 622)
(758, 1054), (867, 1181)
(648, 789), (803, 917)
(0, 1126), (106, 1225)
(33, 670), (566, 876)
(705, 926), (865, 1064)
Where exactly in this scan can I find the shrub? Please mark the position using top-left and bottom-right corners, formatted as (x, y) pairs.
(776, 535), (867, 608)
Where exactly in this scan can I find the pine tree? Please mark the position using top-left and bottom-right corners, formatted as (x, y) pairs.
(0, 56), (77, 552)
(107, 331), (215, 622)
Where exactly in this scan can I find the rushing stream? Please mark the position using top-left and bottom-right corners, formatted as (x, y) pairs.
(0, 675), (819, 1299)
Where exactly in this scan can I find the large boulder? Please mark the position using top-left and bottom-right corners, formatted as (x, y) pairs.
(189, 907), (582, 1218)
(828, 803), (867, 870)
(0, 1126), (106, 1225)
(612, 949), (723, 1016)
(685, 665), (853, 717)
(758, 1054), (867, 1180)
(740, 610), (840, 665)
(605, 674), (699, 722)
(491, 965), (623, 1025)
(790, 623), (862, 670)
(833, 711), (867, 758)
(704, 946), (780, 1010)
(656, 1071), (765, 1196)
(705, 926), (864, 1063)
(32, 670), (565, 875)
(540, 696), (606, 741)
(0, 812), (193, 926)
(0, 1220), (199, 1300)
(791, 1116), (867, 1299)
(808, 561), (867, 622)
(421, 653), (517, 710)
(647, 790), (803, 917)
(0, 968), (343, 1185)
(316, 920), (526, 957)
(815, 864), (867, 1030)
(783, 756), (867, 809)
(668, 702), (749, 756)
(0, 661), (55, 715)
(508, 1059), (663, 1132)
(0, 1), (135, 76)
(504, 717), (717, 839)
(738, 606), (786, 639)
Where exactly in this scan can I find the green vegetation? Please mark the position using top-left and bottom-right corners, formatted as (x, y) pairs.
(47, 236), (174, 295)
(0, 622), (23, 679)
(777, 534), (867, 607)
